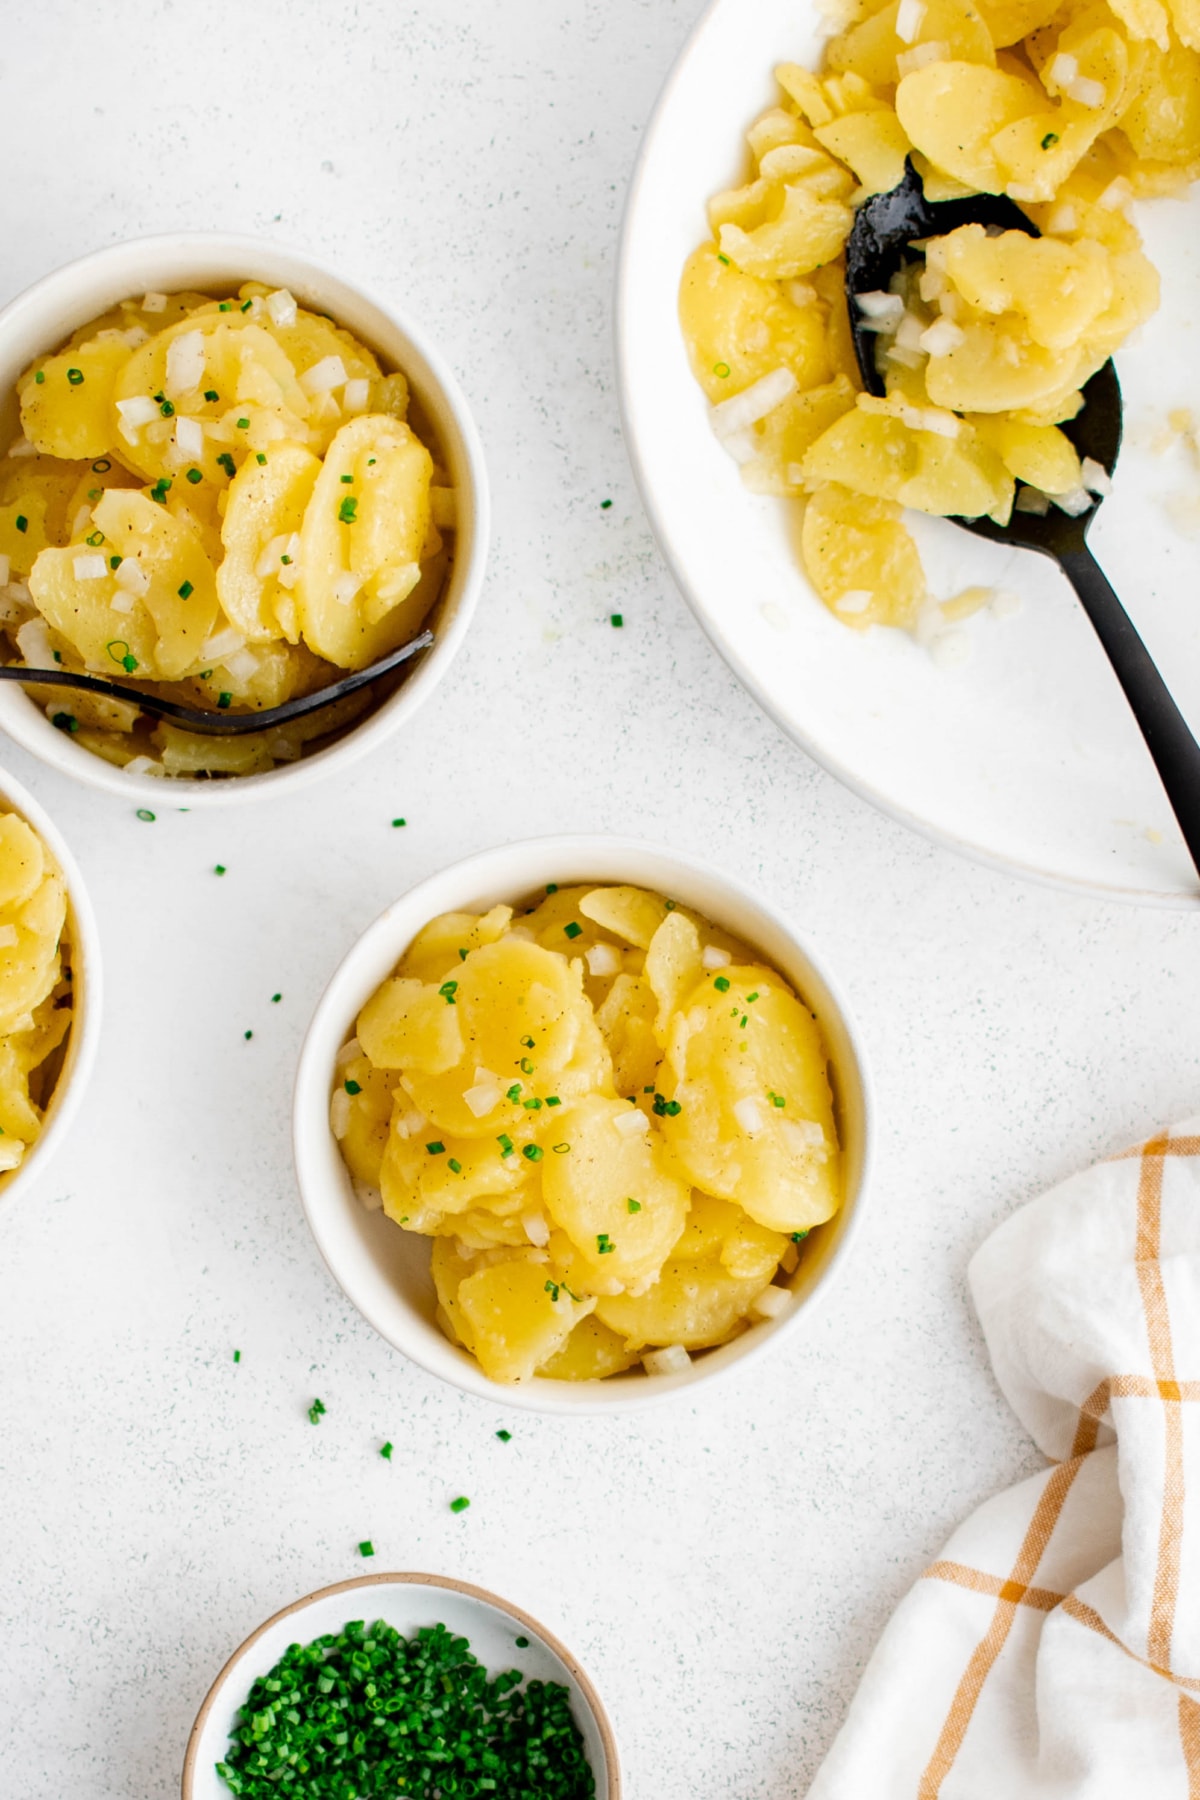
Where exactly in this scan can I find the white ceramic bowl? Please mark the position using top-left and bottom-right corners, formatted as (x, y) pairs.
(0, 767), (101, 1220)
(0, 233), (489, 807)
(181, 1572), (620, 1800)
(294, 835), (873, 1414)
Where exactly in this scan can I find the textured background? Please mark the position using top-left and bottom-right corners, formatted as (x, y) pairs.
(2, 3), (1199, 1796)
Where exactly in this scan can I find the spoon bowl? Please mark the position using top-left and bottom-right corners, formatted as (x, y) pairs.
(844, 160), (1200, 875)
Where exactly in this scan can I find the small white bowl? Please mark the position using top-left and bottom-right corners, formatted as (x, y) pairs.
(0, 233), (489, 807)
(181, 1571), (620, 1800)
(0, 768), (101, 1220)
(293, 835), (873, 1414)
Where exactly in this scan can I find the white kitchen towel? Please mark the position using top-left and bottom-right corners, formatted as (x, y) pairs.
(808, 1120), (1200, 1800)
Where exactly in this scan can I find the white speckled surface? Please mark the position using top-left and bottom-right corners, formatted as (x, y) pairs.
(1, 3), (1199, 1797)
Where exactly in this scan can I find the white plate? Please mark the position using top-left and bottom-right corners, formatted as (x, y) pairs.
(182, 1573), (620, 1799)
(617, 0), (1200, 905)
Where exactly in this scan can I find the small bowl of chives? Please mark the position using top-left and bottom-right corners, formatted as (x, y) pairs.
(181, 1571), (620, 1800)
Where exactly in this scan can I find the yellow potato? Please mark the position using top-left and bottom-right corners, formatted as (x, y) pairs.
(800, 398), (1013, 521)
(397, 907), (513, 983)
(295, 414), (433, 669)
(814, 108), (914, 194)
(540, 1093), (689, 1290)
(334, 1054), (399, 1187)
(827, 0), (996, 87)
(217, 440), (321, 642)
(456, 1256), (595, 1383)
(678, 245), (833, 405)
(19, 335), (133, 460)
(595, 1256), (769, 1351)
(594, 973), (661, 1096)
(357, 977), (464, 1074)
(537, 1315), (641, 1379)
(380, 1128), (534, 1231)
(896, 61), (1049, 192)
(800, 480), (926, 628)
(644, 910), (704, 1044)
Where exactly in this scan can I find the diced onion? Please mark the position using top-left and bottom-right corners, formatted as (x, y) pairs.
(835, 589), (873, 614)
(702, 944), (731, 969)
(114, 558), (150, 595)
(116, 395), (162, 428)
(330, 1089), (352, 1139)
(919, 318), (965, 356)
(1046, 203), (1077, 234)
(710, 366), (797, 440)
(7, 437), (37, 459)
(585, 942), (622, 977)
(1051, 485), (1094, 516)
(1099, 178), (1132, 211)
(523, 1213), (550, 1248)
(613, 1107), (650, 1136)
(201, 625), (246, 662)
(751, 1285), (794, 1320)
(141, 292), (168, 312)
(896, 0), (927, 40)
(781, 1117), (826, 1156)
(300, 355), (348, 396)
(1068, 74), (1105, 106)
(165, 329), (206, 399)
(721, 428), (760, 465)
(0, 925), (18, 950)
(224, 647), (260, 683)
(1048, 51), (1078, 85)
(110, 593), (134, 615)
(1014, 486), (1051, 515)
(256, 533), (293, 579)
(785, 280), (818, 308)
(464, 1078), (501, 1118)
(894, 313), (927, 354)
(123, 755), (164, 777)
(895, 400), (959, 438)
(643, 1344), (691, 1377)
(265, 288), (298, 327)
(733, 1097), (763, 1134)
(332, 572), (363, 606)
(72, 554), (107, 581)
(174, 415), (205, 459)
(335, 1038), (362, 1069)
(342, 377), (370, 413)
(854, 291), (905, 332)
(354, 1179), (383, 1212)
(0, 1141), (24, 1172)
(896, 38), (946, 75)
(1081, 456), (1112, 496)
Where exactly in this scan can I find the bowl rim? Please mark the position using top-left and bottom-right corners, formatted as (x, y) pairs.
(293, 832), (875, 1415)
(612, 0), (1200, 911)
(180, 1570), (622, 1800)
(0, 764), (102, 1222)
(0, 230), (490, 807)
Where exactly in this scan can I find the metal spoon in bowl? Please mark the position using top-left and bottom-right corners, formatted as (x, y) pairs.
(0, 628), (434, 738)
(845, 158), (1200, 874)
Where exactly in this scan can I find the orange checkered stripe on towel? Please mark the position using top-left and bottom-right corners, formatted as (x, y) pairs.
(915, 1131), (1198, 1799)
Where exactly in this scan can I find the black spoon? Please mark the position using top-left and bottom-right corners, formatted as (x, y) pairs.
(0, 628), (434, 737)
(846, 158), (1200, 876)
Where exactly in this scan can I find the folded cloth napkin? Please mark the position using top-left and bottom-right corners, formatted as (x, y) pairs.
(808, 1121), (1200, 1800)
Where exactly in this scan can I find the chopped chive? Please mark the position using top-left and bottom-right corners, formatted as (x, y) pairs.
(344, 1079), (362, 1095)
(91, 458), (111, 472)
(85, 528), (104, 547)
(159, 398), (175, 417)
(66, 367), (84, 386)
(643, 1085), (654, 1093)
(186, 467), (203, 483)
(713, 975), (731, 992)
(713, 361), (731, 377)
(506, 1083), (522, 1101)
(380, 1441), (393, 1459)
(233, 1349), (241, 1362)
(203, 389), (219, 402)
(1041, 131), (1059, 148)
(563, 921), (582, 939)
(610, 613), (623, 627)
(280, 553), (292, 564)
(109, 554), (122, 568)
(522, 1144), (543, 1161)
(218, 692), (232, 709)
(546, 882), (558, 894)
(216, 452), (236, 478)
(652, 1093), (682, 1117)
(522, 1097), (542, 1110)
(545, 1280), (560, 1302)
(236, 416), (250, 429)
(515, 1635), (530, 1648)
(458, 947), (468, 961)
(596, 1233), (614, 1254)
(340, 472), (354, 483)
(255, 451), (267, 465)
(627, 1197), (641, 1212)
(545, 1095), (561, 1106)
(497, 1134), (514, 1156)
(34, 369), (45, 384)
(746, 991), (759, 1002)
(272, 993), (282, 1003)
(308, 1397), (326, 1423)
(450, 1495), (470, 1513)
(14, 516), (27, 534)
(717, 252), (731, 264)
(600, 498), (612, 509)
(338, 496), (358, 523)
(770, 1091), (786, 1108)
(136, 808), (156, 822)
(740, 1014), (748, 1028)
(426, 1141), (446, 1155)
(178, 579), (194, 599)
(240, 298), (253, 312)
(552, 1142), (570, 1154)
(51, 712), (78, 732)
(358, 1539), (374, 1557)
(447, 1158), (462, 1174)
(215, 864), (226, 875)
(496, 1429), (512, 1441)
(438, 979), (458, 1004)
(520, 1035), (535, 1048)
(392, 817), (406, 827)
(244, 1029), (253, 1040)
(519, 1057), (534, 1074)
(664, 899), (676, 911)
(219, 301), (232, 311)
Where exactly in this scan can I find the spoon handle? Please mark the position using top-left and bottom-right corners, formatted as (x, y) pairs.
(1061, 544), (1200, 878)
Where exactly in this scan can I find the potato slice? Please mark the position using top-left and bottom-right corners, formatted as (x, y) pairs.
(656, 966), (840, 1235)
(579, 885), (672, 949)
(540, 1093), (689, 1291)
(397, 907), (513, 984)
(357, 977), (464, 1074)
(217, 441), (321, 642)
(0, 817), (44, 910)
(536, 1315), (640, 1380)
(335, 1054), (399, 1187)
(296, 414), (433, 669)
(457, 1256), (595, 1382)
(644, 911), (704, 1044)
(0, 868), (65, 1036)
(814, 108), (914, 194)
(678, 246), (833, 405)
(801, 480), (926, 629)
(29, 489), (219, 680)
(380, 1127), (534, 1229)
(896, 61), (1049, 193)
(19, 334), (133, 460)
(594, 973), (661, 1096)
(596, 1255), (769, 1351)
(827, 0), (995, 87)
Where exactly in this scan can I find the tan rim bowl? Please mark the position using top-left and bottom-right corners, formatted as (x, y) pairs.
(293, 835), (874, 1415)
(181, 1571), (620, 1799)
(0, 766), (101, 1220)
(0, 233), (489, 806)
